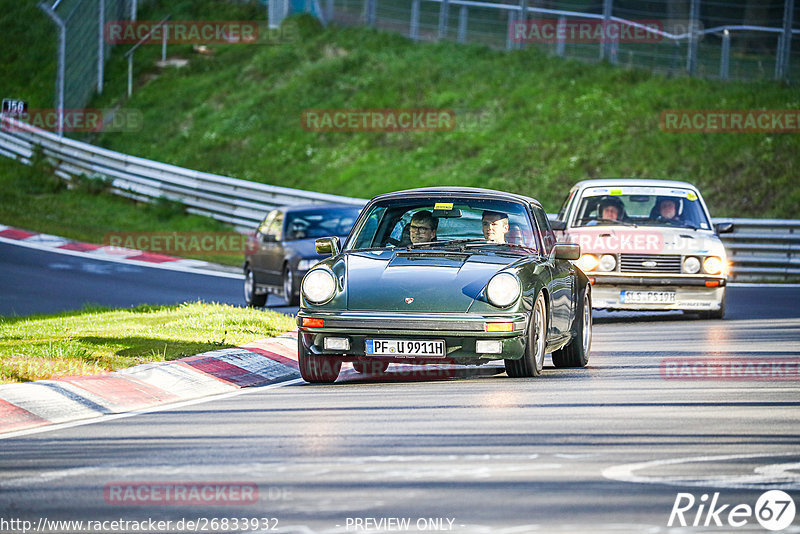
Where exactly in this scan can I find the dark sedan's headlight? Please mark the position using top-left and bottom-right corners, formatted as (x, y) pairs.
(302, 268), (337, 304)
(486, 273), (521, 308)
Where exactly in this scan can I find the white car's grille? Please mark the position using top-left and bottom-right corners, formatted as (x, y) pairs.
(619, 254), (682, 273)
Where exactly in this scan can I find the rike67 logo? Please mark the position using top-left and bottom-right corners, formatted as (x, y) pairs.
(668, 490), (796, 531)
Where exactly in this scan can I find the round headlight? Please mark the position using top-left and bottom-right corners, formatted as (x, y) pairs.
(302, 268), (336, 304)
(486, 273), (521, 308)
(703, 256), (723, 275)
(576, 254), (599, 272)
(598, 254), (617, 272)
(683, 256), (701, 274)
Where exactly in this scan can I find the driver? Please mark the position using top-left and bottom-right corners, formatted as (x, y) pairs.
(409, 210), (438, 244)
(482, 210), (509, 244)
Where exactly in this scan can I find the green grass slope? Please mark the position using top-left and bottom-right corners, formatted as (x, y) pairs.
(3, 1), (799, 218)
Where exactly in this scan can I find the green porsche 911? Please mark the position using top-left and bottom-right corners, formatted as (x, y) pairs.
(296, 187), (592, 383)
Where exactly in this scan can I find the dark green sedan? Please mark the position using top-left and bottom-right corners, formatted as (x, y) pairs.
(296, 187), (592, 383)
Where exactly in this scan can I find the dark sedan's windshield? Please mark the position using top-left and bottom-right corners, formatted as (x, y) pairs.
(345, 197), (541, 252)
(285, 207), (361, 241)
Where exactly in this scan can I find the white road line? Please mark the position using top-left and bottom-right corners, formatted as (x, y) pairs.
(602, 452), (800, 490)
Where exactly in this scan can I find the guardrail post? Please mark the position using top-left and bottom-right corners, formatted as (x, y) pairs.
(364, 0), (376, 27)
(518, 0), (527, 50)
(457, 6), (468, 43)
(720, 29), (730, 80)
(556, 16), (566, 57)
(506, 11), (515, 51)
(686, 0), (699, 75)
(326, 0), (334, 24)
(775, 0), (794, 81)
(409, 0), (419, 41)
(438, 0), (450, 40)
(600, 0), (612, 60)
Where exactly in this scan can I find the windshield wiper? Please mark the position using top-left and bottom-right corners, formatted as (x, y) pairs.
(405, 239), (486, 250)
(464, 242), (537, 253)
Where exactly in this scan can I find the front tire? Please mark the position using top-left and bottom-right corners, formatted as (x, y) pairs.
(244, 267), (267, 308)
(283, 265), (299, 306)
(552, 287), (591, 368)
(298, 336), (341, 383)
(505, 291), (547, 378)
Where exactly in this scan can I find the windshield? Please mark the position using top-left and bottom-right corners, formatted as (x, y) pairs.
(345, 197), (541, 253)
(285, 207), (361, 240)
(571, 187), (712, 230)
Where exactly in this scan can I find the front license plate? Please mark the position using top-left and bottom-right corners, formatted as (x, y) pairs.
(620, 290), (676, 304)
(366, 339), (446, 357)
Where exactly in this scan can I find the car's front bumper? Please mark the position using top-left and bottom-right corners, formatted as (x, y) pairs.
(588, 274), (726, 311)
(297, 311), (529, 364)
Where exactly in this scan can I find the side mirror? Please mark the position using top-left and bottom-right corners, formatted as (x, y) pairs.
(550, 220), (566, 231)
(715, 222), (734, 234)
(552, 243), (580, 261)
(315, 236), (341, 256)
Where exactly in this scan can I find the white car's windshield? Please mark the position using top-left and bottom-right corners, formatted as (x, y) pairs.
(572, 187), (712, 230)
(345, 197), (541, 252)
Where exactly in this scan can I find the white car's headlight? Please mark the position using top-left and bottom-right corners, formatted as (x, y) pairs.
(598, 254), (617, 272)
(576, 254), (599, 272)
(302, 268), (336, 304)
(486, 273), (521, 308)
(297, 258), (318, 271)
(703, 256), (723, 275)
(683, 256), (701, 274)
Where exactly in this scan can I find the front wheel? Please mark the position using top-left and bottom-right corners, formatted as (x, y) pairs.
(298, 336), (341, 383)
(283, 265), (299, 306)
(505, 291), (547, 378)
(552, 286), (591, 368)
(244, 268), (267, 307)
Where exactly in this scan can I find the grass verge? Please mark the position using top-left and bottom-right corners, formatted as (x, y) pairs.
(0, 301), (297, 384)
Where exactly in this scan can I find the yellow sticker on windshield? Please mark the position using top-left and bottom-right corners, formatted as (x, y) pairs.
(610, 189), (622, 195)
(434, 202), (453, 210)
(686, 192), (698, 201)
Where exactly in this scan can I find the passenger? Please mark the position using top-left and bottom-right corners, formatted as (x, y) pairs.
(482, 210), (509, 244)
(409, 210), (438, 244)
(507, 223), (524, 245)
(654, 197), (680, 221)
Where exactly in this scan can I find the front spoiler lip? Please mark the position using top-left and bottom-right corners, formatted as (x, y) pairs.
(588, 274), (726, 287)
(297, 310), (528, 333)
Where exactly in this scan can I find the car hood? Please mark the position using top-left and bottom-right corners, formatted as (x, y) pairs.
(564, 226), (726, 257)
(344, 250), (516, 312)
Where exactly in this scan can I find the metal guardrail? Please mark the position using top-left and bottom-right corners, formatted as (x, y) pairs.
(0, 117), (797, 280)
(714, 218), (800, 281)
(0, 118), (364, 232)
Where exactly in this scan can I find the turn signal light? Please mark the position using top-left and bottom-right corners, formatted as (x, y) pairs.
(485, 322), (513, 332)
(705, 280), (720, 287)
(303, 318), (325, 328)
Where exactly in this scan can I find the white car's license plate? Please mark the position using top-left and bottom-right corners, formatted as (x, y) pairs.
(366, 339), (446, 357)
(620, 290), (676, 304)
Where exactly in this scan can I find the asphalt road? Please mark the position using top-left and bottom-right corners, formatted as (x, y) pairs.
(1, 240), (799, 533)
(0, 241), (294, 317)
